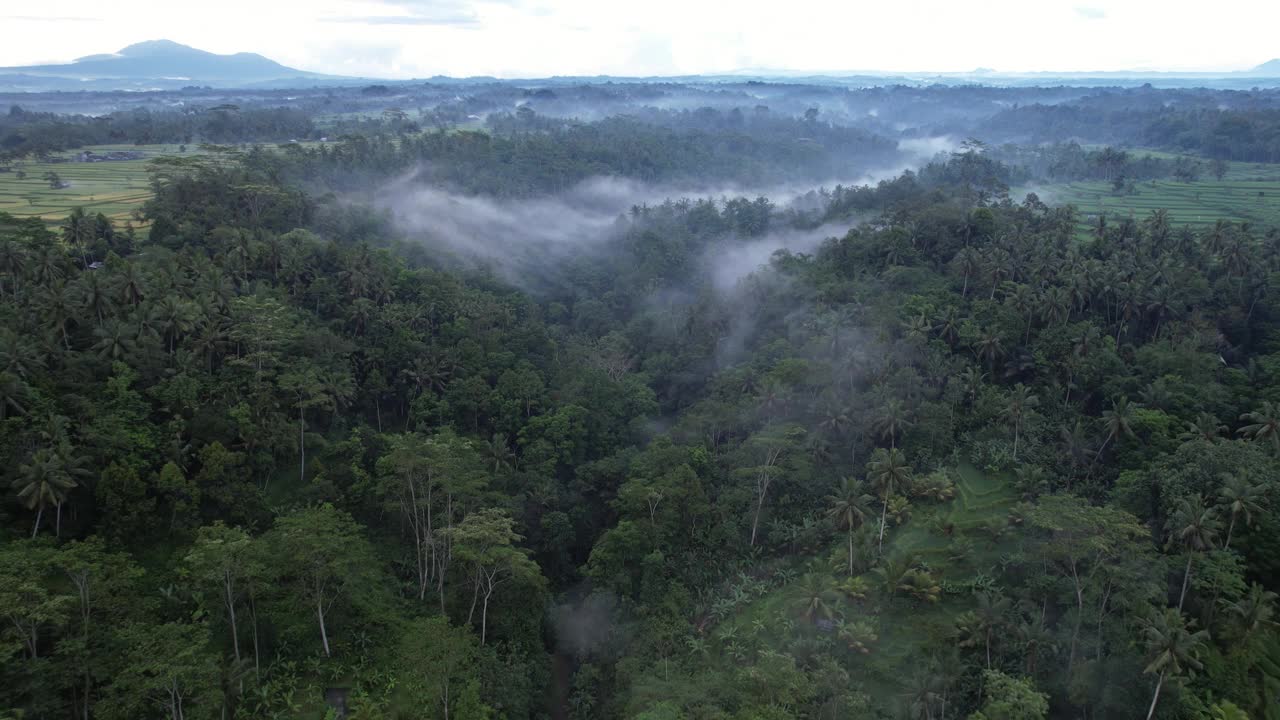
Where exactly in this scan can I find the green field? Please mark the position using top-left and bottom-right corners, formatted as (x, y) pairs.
(1023, 155), (1280, 231)
(0, 143), (187, 225)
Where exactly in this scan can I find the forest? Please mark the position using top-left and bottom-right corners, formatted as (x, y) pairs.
(2, 76), (1280, 720)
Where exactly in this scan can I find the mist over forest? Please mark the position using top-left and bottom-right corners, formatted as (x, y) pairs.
(3, 33), (1280, 720)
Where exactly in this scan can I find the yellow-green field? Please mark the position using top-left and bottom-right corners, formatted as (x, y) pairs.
(0, 144), (189, 225)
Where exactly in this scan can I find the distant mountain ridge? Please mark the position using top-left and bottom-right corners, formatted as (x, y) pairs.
(1254, 59), (1280, 75)
(0, 40), (354, 90)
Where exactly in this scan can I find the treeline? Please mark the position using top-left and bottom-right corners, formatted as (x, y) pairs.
(247, 112), (902, 197)
(0, 104), (317, 159)
(980, 102), (1280, 163)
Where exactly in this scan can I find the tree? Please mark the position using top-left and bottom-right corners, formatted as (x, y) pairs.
(1025, 495), (1154, 672)
(1093, 396), (1138, 465)
(736, 423), (806, 547)
(393, 617), (491, 720)
(1002, 384), (1039, 460)
(14, 442), (90, 538)
(972, 591), (1011, 669)
(873, 398), (913, 449)
(867, 448), (912, 554)
(1222, 582), (1276, 638)
(53, 538), (144, 720)
(825, 477), (874, 576)
(1238, 401), (1280, 454)
(0, 541), (70, 661)
(105, 621), (219, 720)
(1165, 496), (1220, 611)
(1140, 609), (1208, 720)
(970, 670), (1048, 720)
(447, 508), (543, 644)
(269, 504), (377, 657)
(278, 364), (328, 485)
(1215, 473), (1266, 549)
(183, 524), (260, 671)
(789, 573), (839, 623)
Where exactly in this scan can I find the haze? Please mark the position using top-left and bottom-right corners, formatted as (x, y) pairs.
(4, 0), (1278, 78)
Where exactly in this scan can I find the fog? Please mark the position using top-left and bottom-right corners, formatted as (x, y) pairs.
(380, 172), (875, 290)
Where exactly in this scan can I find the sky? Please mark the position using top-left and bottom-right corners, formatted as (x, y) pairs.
(2, 0), (1278, 79)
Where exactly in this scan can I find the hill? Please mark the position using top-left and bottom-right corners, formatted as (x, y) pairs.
(1253, 58), (1280, 75)
(0, 40), (351, 90)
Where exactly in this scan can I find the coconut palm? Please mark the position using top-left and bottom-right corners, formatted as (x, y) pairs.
(1223, 582), (1277, 636)
(1093, 396), (1138, 465)
(1179, 412), (1227, 445)
(1002, 384), (1039, 460)
(867, 448), (912, 554)
(14, 443), (89, 538)
(1238, 401), (1280, 454)
(1165, 495), (1220, 611)
(789, 573), (839, 624)
(973, 591), (1011, 669)
(872, 398), (913, 449)
(825, 477), (874, 576)
(1141, 609), (1209, 720)
(972, 328), (1005, 371)
(1215, 474), (1266, 550)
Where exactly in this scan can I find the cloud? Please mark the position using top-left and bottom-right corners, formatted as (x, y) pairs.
(320, 14), (478, 26)
(1074, 6), (1107, 19)
(2, 15), (102, 22)
(318, 0), (514, 28)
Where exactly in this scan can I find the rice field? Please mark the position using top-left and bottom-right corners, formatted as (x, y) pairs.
(0, 143), (190, 226)
(1024, 156), (1280, 231)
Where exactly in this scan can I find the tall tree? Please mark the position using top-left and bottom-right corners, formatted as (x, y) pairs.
(867, 448), (912, 554)
(1141, 609), (1208, 720)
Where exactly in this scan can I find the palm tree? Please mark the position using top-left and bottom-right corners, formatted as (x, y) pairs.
(972, 328), (1005, 372)
(952, 246), (981, 298)
(1223, 583), (1277, 636)
(1165, 496), (1220, 611)
(1141, 609), (1209, 720)
(1058, 420), (1091, 483)
(867, 448), (912, 554)
(1179, 412), (1227, 445)
(0, 236), (29, 299)
(1216, 474), (1266, 550)
(75, 270), (113, 326)
(825, 477), (874, 576)
(789, 573), (838, 624)
(973, 591), (1010, 669)
(91, 319), (137, 361)
(1238, 401), (1280, 454)
(933, 306), (962, 346)
(1093, 396), (1138, 465)
(0, 371), (30, 420)
(873, 398), (913, 449)
(1002, 384), (1039, 460)
(14, 444), (88, 538)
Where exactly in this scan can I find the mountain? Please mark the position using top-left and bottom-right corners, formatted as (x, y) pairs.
(0, 40), (354, 90)
(1252, 59), (1280, 76)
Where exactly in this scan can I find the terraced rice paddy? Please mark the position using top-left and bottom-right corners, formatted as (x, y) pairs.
(1025, 157), (1280, 232)
(0, 143), (190, 226)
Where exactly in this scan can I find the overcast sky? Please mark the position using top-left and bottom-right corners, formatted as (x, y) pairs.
(3, 1), (1277, 78)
